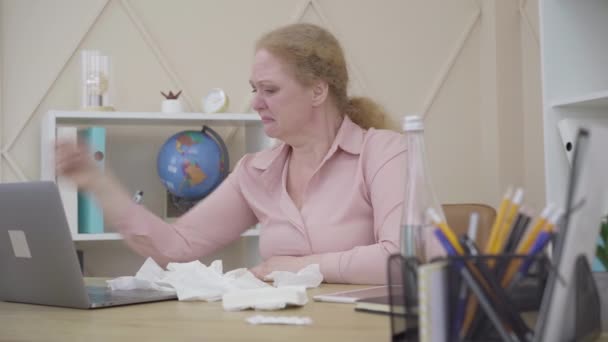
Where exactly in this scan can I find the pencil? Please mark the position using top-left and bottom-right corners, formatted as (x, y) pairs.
(427, 208), (465, 255)
(485, 187), (513, 253)
(492, 188), (524, 255)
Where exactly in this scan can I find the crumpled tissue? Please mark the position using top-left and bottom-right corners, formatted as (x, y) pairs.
(264, 264), (323, 288)
(246, 315), (313, 325)
(106, 257), (323, 311)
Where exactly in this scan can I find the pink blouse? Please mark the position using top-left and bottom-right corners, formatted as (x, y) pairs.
(111, 116), (443, 284)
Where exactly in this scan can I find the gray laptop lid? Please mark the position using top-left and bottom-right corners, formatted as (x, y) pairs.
(0, 181), (177, 309)
(0, 181), (91, 308)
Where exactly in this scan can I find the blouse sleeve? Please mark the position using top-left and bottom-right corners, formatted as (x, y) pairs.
(110, 160), (258, 267)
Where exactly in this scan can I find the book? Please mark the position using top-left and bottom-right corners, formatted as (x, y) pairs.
(313, 286), (389, 304)
(354, 294), (405, 315)
(56, 126), (78, 237)
(77, 127), (106, 234)
(418, 261), (448, 342)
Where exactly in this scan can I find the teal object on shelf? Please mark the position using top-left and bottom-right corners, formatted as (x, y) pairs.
(78, 127), (105, 234)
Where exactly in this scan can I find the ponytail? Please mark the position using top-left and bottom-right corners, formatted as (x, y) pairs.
(345, 97), (393, 130)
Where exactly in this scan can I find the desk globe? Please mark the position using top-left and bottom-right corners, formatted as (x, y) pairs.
(156, 126), (229, 211)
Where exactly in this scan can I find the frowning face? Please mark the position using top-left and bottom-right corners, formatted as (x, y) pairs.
(249, 49), (315, 141)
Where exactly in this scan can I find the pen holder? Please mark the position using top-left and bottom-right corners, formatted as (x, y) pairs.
(387, 254), (420, 342)
(443, 254), (549, 342)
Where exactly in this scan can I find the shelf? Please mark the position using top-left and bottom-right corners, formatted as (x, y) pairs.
(49, 110), (261, 126)
(72, 227), (261, 242)
(551, 89), (608, 108)
(73, 233), (123, 241)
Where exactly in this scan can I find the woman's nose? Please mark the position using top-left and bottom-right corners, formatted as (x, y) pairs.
(251, 93), (266, 111)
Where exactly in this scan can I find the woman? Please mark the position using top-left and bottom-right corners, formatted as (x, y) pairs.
(56, 23), (438, 285)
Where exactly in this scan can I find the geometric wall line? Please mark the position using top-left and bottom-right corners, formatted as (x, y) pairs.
(2, 0), (111, 181)
(118, 0), (196, 111)
(292, 0), (370, 96)
(519, 3), (540, 48)
(421, 7), (482, 118)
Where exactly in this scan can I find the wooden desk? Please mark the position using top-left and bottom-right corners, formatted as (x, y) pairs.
(0, 280), (390, 341)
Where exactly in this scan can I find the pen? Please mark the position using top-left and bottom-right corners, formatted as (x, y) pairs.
(507, 230), (553, 290)
(132, 190), (144, 204)
(452, 212), (479, 336)
(461, 236), (533, 342)
(504, 210), (531, 254)
(501, 208), (560, 287)
(434, 230), (517, 342)
(467, 212), (479, 242)
(492, 188), (524, 256)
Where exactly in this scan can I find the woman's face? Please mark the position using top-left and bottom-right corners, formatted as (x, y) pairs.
(249, 49), (314, 140)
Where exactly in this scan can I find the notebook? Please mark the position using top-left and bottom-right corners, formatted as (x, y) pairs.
(0, 181), (177, 309)
(418, 261), (448, 342)
(313, 285), (389, 303)
(355, 294), (404, 315)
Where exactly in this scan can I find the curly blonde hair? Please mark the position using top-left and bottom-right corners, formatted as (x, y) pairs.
(255, 23), (389, 130)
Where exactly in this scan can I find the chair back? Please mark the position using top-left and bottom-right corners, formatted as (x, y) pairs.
(442, 203), (496, 248)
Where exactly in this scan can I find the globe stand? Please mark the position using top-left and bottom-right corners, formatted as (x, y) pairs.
(165, 191), (200, 218)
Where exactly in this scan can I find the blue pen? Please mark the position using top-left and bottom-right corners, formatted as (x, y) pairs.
(508, 231), (553, 289)
(433, 230), (467, 336)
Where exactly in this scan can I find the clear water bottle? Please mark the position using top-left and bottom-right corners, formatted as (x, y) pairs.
(400, 115), (446, 263)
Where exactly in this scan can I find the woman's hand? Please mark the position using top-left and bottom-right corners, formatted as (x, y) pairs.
(55, 141), (102, 190)
(249, 255), (322, 280)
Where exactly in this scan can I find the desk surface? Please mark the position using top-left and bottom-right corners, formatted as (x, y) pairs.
(2, 280), (607, 342)
(0, 280), (390, 341)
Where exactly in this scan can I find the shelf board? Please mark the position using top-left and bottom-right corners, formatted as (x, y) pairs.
(73, 233), (122, 241)
(551, 89), (608, 108)
(49, 110), (261, 126)
(72, 227), (260, 242)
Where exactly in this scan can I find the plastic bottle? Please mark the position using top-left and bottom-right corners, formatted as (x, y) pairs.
(400, 115), (446, 263)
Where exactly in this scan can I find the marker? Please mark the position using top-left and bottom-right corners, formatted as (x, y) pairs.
(132, 190), (144, 204)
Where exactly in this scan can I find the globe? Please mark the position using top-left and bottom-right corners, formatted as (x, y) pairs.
(156, 127), (229, 201)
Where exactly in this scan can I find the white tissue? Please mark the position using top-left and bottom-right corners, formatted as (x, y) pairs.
(246, 315), (313, 325)
(107, 258), (174, 292)
(107, 258), (323, 311)
(264, 264), (323, 288)
(223, 286), (308, 311)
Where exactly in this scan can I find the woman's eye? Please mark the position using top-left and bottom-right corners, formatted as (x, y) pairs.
(264, 88), (276, 94)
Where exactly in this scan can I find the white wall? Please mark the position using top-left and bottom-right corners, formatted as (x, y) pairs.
(0, 0), (544, 276)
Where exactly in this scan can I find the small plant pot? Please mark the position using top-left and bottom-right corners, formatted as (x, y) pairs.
(162, 99), (183, 113)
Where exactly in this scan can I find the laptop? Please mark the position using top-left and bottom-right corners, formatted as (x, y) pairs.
(0, 181), (177, 309)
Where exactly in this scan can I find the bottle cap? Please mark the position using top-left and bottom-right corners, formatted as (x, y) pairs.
(402, 115), (424, 132)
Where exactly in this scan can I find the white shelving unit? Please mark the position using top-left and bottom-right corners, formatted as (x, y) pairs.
(540, 0), (608, 208)
(539, 1), (608, 340)
(41, 110), (268, 241)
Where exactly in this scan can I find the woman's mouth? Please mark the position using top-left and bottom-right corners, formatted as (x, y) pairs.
(260, 116), (274, 124)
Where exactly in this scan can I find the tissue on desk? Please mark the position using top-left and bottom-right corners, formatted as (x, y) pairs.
(223, 286), (308, 311)
(106, 258), (323, 309)
(246, 315), (313, 325)
(264, 264), (323, 288)
(107, 258), (175, 292)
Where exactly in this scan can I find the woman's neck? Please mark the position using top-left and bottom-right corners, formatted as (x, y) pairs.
(287, 106), (344, 169)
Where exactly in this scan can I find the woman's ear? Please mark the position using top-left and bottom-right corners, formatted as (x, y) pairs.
(311, 80), (329, 107)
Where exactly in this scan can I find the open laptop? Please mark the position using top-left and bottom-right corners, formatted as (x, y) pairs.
(0, 181), (177, 309)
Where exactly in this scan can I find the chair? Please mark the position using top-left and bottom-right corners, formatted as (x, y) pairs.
(442, 203), (496, 249)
